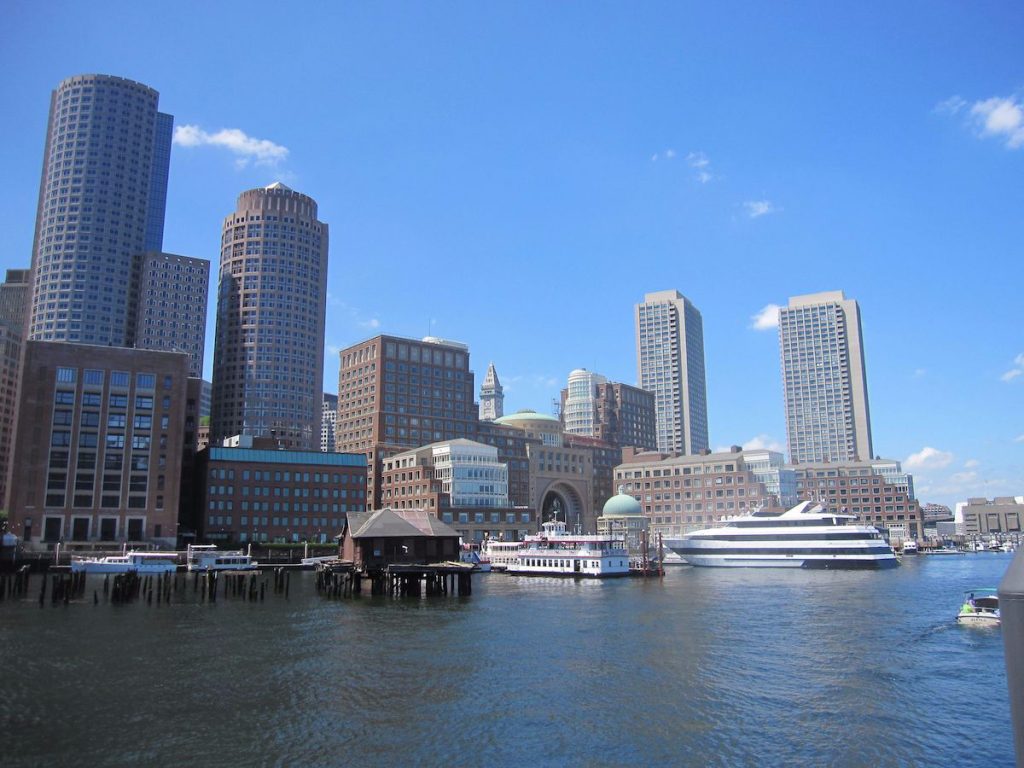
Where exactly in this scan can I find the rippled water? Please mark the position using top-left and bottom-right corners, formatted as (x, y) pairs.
(1, 553), (1015, 767)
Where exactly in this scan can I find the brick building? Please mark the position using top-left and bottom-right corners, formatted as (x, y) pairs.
(194, 437), (367, 543)
(6, 341), (189, 549)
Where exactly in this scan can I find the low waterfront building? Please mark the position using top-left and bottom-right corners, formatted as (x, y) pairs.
(6, 341), (189, 550)
(957, 496), (1023, 537)
(614, 447), (794, 539)
(194, 435), (367, 544)
(922, 503), (954, 523)
(380, 438), (535, 542)
(339, 507), (460, 569)
(792, 459), (923, 541)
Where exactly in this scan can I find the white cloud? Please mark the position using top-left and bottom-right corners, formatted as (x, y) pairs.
(970, 96), (1024, 149)
(905, 446), (954, 470)
(651, 149), (676, 162)
(1015, 434), (1024, 443)
(742, 434), (786, 453)
(686, 151), (714, 183)
(173, 124), (289, 166)
(964, 459), (980, 469)
(358, 318), (381, 330)
(743, 200), (779, 218)
(912, 368), (927, 378)
(934, 95), (968, 115)
(750, 303), (781, 331)
(1001, 353), (1024, 382)
(938, 93), (1024, 150)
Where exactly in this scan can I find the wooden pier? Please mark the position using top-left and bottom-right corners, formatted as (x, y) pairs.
(314, 560), (475, 599)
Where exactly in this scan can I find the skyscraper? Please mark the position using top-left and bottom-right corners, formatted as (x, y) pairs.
(778, 290), (873, 464)
(28, 74), (173, 345)
(635, 290), (709, 455)
(0, 269), (31, 507)
(134, 252), (210, 377)
(478, 361), (504, 421)
(211, 183), (328, 450)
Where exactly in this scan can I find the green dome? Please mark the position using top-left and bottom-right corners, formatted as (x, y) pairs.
(602, 492), (642, 516)
(493, 409), (560, 425)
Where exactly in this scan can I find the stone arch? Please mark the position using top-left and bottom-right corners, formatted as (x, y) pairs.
(537, 479), (594, 533)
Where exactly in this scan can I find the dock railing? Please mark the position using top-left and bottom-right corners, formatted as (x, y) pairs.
(999, 547), (1024, 764)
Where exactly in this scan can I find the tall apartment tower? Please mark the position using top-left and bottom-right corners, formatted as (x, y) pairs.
(478, 362), (504, 421)
(134, 252), (210, 377)
(211, 183), (329, 450)
(779, 290), (873, 464)
(28, 74), (173, 345)
(635, 290), (709, 455)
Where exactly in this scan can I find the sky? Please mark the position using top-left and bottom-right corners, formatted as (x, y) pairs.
(1, 1), (1021, 510)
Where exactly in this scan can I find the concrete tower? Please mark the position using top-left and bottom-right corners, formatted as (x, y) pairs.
(635, 290), (709, 455)
(28, 74), (173, 345)
(779, 290), (873, 464)
(211, 183), (328, 450)
(479, 361), (504, 421)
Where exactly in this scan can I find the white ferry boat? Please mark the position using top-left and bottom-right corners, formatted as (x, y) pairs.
(901, 539), (919, 555)
(186, 544), (258, 572)
(506, 520), (629, 578)
(70, 551), (178, 574)
(481, 539), (524, 572)
(664, 500), (898, 569)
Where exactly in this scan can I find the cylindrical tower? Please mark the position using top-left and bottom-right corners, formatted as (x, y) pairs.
(210, 183), (329, 450)
(29, 74), (173, 345)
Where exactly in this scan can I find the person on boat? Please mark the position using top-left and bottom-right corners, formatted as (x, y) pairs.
(961, 599), (974, 613)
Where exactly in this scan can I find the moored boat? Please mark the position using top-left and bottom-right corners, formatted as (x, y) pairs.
(459, 543), (492, 572)
(70, 551), (178, 574)
(665, 500), (898, 569)
(186, 544), (258, 572)
(507, 520), (629, 578)
(482, 539), (524, 571)
(901, 539), (919, 555)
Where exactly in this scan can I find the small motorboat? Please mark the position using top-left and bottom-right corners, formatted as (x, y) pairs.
(957, 588), (1000, 627)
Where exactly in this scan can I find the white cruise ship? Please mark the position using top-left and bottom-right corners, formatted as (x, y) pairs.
(507, 520), (630, 578)
(664, 501), (898, 569)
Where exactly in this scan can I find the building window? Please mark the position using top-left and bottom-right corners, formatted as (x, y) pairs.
(56, 367), (76, 383)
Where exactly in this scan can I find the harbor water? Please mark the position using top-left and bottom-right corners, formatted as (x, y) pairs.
(0, 553), (1015, 767)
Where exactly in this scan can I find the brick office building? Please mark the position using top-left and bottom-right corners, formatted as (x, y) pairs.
(6, 341), (189, 550)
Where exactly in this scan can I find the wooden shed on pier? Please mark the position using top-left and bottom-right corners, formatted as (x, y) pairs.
(338, 508), (460, 569)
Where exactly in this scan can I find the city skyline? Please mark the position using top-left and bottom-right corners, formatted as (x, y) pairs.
(1, 4), (1021, 510)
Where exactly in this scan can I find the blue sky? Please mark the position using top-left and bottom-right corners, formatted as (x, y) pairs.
(1, 2), (1021, 509)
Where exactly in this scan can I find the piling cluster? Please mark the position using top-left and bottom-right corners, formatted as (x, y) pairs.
(0, 565), (32, 600)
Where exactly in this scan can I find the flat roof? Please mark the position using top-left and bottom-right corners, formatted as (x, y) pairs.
(208, 447), (366, 467)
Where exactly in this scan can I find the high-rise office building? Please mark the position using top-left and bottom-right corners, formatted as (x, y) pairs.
(635, 290), (709, 455)
(210, 183), (329, 450)
(322, 393), (338, 452)
(28, 74), (174, 345)
(0, 269), (31, 507)
(560, 369), (656, 451)
(478, 362), (504, 421)
(778, 291), (873, 464)
(134, 252), (210, 377)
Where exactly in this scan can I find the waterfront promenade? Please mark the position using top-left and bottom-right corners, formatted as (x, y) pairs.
(0, 553), (1014, 767)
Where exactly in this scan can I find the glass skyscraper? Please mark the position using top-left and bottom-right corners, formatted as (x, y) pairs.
(28, 74), (173, 346)
(778, 290), (873, 464)
(634, 290), (709, 455)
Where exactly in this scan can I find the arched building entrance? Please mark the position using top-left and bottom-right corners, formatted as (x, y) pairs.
(537, 480), (593, 533)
